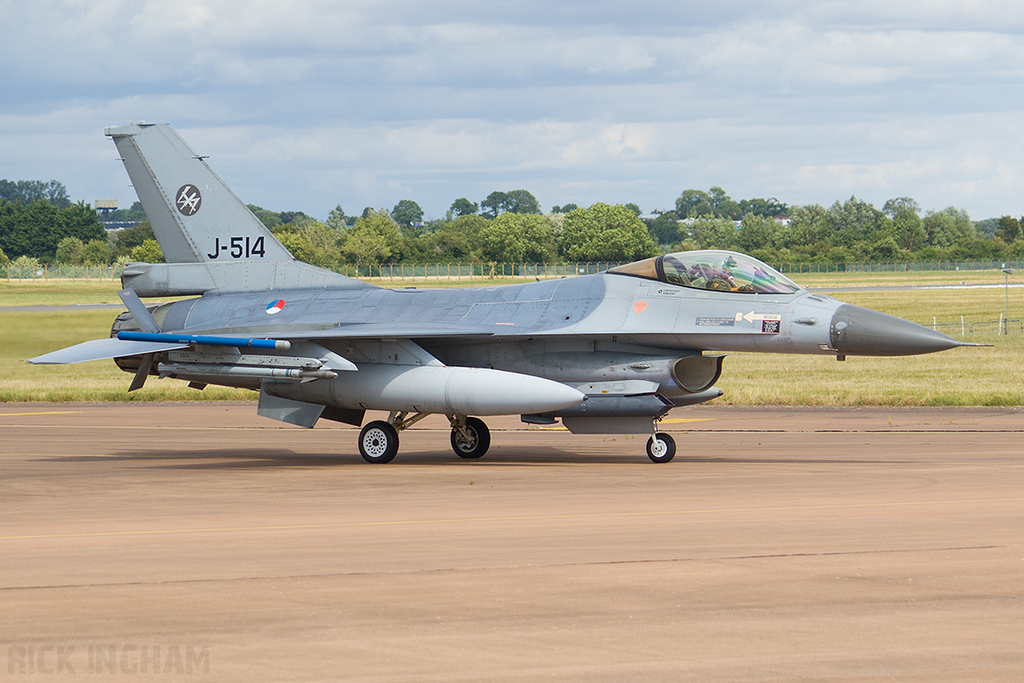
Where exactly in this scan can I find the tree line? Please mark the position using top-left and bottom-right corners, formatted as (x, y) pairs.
(3, 179), (1024, 269)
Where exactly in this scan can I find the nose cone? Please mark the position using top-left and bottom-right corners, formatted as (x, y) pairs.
(830, 304), (964, 356)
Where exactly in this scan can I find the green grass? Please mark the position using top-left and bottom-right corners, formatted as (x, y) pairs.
(0, 280), (126, 306)
(1, 275), (1021, 405)
(796, 269), (1016, 289)
(1, 310), (253, 402)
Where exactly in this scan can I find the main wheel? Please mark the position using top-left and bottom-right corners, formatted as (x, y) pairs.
(451, 417), (490, 459)
(646, 433), (676, 463)
(359, 421), (399, 463)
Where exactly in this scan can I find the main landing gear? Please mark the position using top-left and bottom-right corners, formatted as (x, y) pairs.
(356, 412), (492, 463)
(358, 421), (399, 464)
(449, 416), (490, 459)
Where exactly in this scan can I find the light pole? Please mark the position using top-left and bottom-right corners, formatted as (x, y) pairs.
(1002, 266), (1013, 334)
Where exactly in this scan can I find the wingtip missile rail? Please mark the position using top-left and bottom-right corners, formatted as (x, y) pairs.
(117, 331), (291, 351)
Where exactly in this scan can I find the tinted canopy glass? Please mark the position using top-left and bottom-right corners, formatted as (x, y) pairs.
(608, 250), (801, 294)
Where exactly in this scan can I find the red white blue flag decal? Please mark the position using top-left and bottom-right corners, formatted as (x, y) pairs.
(266, 299), (285, 315)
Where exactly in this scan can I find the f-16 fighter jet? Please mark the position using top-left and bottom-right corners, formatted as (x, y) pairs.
(30, 123), (972, 463)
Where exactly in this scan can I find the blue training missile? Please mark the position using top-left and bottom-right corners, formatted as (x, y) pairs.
(117, 331), (291, 351)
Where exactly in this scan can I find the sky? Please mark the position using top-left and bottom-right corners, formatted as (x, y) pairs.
(1, 0), (1023, 222)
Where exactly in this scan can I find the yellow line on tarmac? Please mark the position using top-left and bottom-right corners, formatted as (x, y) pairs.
(0, 411), (81, 417)
(2, 497), (1020, 542)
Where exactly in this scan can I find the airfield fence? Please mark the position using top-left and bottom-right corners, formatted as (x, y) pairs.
(5, 259), (1024, 282)
(932, 317), (1024, 338)
(776, 259), (1024, 274)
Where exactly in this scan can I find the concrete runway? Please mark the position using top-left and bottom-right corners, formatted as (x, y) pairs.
(1, 404), (1022, 681)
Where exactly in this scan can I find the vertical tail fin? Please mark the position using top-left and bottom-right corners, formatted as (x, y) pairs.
(107, 122), (370, 296)
(105, 122), (293, 264)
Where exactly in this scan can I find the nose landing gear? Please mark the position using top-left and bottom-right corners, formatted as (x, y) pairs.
(646, 425), (676, 463)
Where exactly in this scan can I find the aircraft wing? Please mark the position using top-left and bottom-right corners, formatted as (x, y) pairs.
(27, 324), (496, 366)
(28, 338), (190, 364)
(271, 323), (496, 341)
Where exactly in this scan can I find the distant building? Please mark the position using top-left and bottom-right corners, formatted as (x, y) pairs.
(95, 199), (118, 214)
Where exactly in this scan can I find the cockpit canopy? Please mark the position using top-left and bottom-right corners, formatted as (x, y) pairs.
(608, 250), (801, 294)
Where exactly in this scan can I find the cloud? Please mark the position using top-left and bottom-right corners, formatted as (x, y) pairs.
(2, 1), (1024, 219)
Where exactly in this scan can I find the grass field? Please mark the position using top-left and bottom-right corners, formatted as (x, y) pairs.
(2, 273), (1022, 405)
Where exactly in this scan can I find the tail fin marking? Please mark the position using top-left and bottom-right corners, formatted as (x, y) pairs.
(105, 123), (293, 264)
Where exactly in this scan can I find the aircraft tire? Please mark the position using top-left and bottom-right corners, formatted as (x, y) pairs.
(451, 417), (490, 459)
(646, 433), (676, 463)
(359, 421), (399, 463)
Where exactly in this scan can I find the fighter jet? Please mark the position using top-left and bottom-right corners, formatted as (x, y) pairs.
(30, 123), (972, 463)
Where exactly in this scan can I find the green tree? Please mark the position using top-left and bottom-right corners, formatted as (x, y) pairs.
(275, 231), (315, 263)
(392, 200), (424, 228)
(687, 215), (737, 250)
(423, 215), (488, 261)
(481, 191), (507, 219)
(739, 197), (788, 218)
(130, 239), (164, 263)
(450, 198), (478, 217)
(708, 186), (740, 220)
(482, 190), (540, 218)
(868, 236), (905, 261)
(502, 189), (540, 215)
(102, 200), (147, 222)
(890, 205), (927, 251)
(0, 246), (7, 265)
(55, 237), (84, 264)
(326, 205), (349, 232)
(341, 209), (402, 265)
(737, 213), (776, 252)
(782, 204), (829, 249)
(0, 179), (70, 208)
(248, 204), (283, 230)
(478, 213), (557, 263)
(646, 212), (682, 246)
(297, 220), (341, 268)
(996, 216), (1021, 243)
(675, 189), (713, 218)
(827, 196), (883, 247)
(0, 199), (104, 260)
(923, 207), (974, 248)
(80, 239), (112, 265)
(559, 203), (658, 262)
(112, 221), (156, 259)
(882, 197), (921, 218)
(676, 187), (740, 220)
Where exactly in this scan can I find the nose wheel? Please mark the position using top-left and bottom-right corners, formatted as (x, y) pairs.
(646, 433), (676, 463)
(450, 416), (490, 459)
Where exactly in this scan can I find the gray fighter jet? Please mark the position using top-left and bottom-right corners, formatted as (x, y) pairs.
(30, 123), (972, 463)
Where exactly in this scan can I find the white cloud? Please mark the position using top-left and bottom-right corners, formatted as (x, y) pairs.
(2, 0), (1024, 219)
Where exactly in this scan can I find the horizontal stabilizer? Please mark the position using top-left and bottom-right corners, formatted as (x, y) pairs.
(28, 338), (189, 365)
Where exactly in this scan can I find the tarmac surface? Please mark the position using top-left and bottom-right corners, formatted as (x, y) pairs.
(1, 404), (1022, 681)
